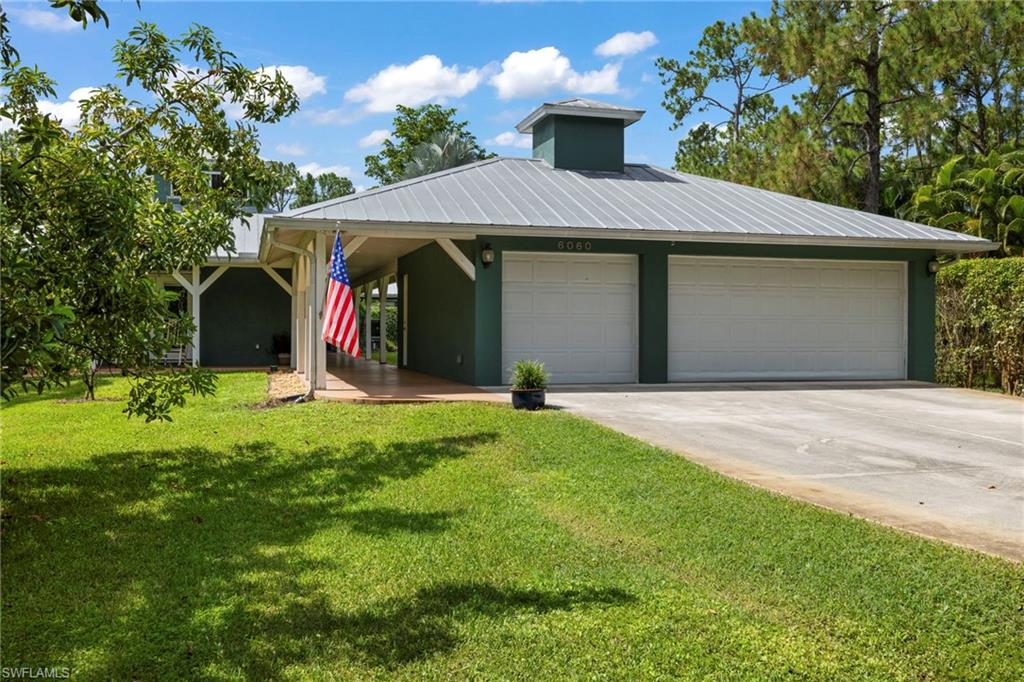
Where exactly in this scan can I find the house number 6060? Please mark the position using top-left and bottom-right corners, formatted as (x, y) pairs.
(557, 240), (592, 251)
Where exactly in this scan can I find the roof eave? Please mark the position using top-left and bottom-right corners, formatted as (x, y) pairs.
(515, 104), (645, 133)
(259, 216), (997, 255)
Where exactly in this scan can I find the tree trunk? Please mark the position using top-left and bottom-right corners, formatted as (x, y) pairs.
(863, 36), (882, 214)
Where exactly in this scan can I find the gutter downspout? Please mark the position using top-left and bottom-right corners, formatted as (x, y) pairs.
(268, 229), (317, 401)
(927, 253), (961, 276)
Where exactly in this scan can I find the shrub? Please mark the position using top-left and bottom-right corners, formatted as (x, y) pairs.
(510, 360), (549, 391)
(936, 257), (1024, 395)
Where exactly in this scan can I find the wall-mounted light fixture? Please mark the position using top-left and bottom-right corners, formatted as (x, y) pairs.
(481, 243), (495, 267)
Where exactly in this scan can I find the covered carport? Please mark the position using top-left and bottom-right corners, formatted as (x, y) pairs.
(258, 216), (477, 396)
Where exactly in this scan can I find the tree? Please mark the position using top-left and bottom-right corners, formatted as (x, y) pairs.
(928, 1), (1024, 156)
(364, 104), (488, 185)
(401, 131), (480, 180)
(745, 1), (934, 214)
(265, 160), (300, 213)
(904, 147), (1024, 257)
(293, 171), (354, 208)
(657, 19), (788, 180)
(0, 17), (298, 420)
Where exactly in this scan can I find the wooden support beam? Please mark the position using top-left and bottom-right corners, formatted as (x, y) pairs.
(198, 265), (229, 295)
(436, 238), (475, 281)
(172, 270), (193, 293)
(344, 235), (368, 259)
(261, 265), (293, 296)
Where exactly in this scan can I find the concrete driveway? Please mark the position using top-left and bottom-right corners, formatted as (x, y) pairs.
(549, 382), (1024, 560)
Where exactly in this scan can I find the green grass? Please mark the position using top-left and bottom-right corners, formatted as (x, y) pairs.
(2, 373), (1021, 680)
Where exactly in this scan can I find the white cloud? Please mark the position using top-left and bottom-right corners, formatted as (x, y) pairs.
(260, 65), (326, 100)
(301, 107), (363, 126)
(489, 47), (620, 100)
(358, 129), (391, 148)
(37, 87), (98, 128)
(595, 31), (658, 58)
(345, 55), (482, 113)
(274, 142), (308, 157)
(297, 162), (353, 177)
(9, 6), (79, 33)
(486, 131), (532, 149)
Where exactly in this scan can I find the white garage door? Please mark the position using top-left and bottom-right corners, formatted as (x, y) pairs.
(502, 252), (637, 383)
(668, 256), (906, 381)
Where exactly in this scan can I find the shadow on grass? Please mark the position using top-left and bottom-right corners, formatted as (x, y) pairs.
(236, 581), (635, 674)
(338, 507), (459, 536)
(1, 376), (117, 406)
(5, 431), (598, 678)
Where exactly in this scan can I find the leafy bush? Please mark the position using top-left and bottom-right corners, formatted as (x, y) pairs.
(905, 147), (1024, 257)
(510, 360), (549, 391)
(936, 258), (1024, 395)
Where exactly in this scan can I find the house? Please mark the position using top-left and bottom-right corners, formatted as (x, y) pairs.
(175, 98), (995, 391)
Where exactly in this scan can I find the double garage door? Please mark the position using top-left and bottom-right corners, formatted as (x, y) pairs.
(502, 252), (907, 384)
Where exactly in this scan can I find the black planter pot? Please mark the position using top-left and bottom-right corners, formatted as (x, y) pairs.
(511, 388), (546, 410)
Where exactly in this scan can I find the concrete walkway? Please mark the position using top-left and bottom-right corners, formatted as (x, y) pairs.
(317, 353), (503, 404)
(549, 382), (1024, 560)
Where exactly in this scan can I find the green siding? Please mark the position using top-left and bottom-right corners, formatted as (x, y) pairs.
(200, 266), (291, 366)
(638, 251), (668, 383)
(907, 258), (937, 381)
(473, 236), (939, 385)
(397, 241), (476, 384)
(531, 116), (555, 168)
(532, 115), (625, 172)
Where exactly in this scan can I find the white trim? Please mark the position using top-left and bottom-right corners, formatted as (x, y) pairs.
(172, 270), (193, 293)
(378, 275), (388, 364)
(436, 238), (476, 281)
(190, 267), (200, 366)
(261, 217), (996, 255)
(198, 265), (229, 295)
(261, 265), (293, 296)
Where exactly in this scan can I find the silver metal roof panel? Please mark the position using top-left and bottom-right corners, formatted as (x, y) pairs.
(278, 157), (995, 252)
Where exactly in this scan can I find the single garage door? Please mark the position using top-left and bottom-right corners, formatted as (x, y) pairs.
(502, 252), (637, 383)
(668, 256), (906, 381)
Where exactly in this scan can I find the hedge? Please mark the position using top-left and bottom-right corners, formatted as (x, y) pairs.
(935, 257), (1024, 395)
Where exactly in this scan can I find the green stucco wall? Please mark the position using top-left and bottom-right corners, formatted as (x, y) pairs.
(532, 115), (625, 172)
(397, 241), (477, 384)
(200, 266), (291, 366)
(472, 236), (939, 385)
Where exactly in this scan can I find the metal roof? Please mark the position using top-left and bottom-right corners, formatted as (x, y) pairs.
(210, 213), (267, 262)
(277, 157), (994, 252)
(516, 98), (645, 133)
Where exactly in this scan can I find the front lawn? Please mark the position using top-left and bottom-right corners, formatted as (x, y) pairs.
(2, 373), (1021, 680)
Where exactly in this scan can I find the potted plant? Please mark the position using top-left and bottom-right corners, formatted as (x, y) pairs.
(510, 359), (549, 410)
(271, 333), (291, 368)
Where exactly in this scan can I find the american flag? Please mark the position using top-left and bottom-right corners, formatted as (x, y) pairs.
(321, 234), (361, 357)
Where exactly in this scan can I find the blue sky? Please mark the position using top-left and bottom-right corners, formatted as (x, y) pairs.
(7, 1), (772, 189)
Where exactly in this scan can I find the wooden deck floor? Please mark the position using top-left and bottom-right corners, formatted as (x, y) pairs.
(315, 353), (505, 404)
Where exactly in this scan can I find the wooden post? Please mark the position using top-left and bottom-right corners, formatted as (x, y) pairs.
(378, 276), (388, 364)
(353, 286), (361, 354)
(363, 283), (372, 359)
(289, 259), (297, 369)
(313, 233), (327, 390)
(191, 266), (200, 366)
(402, 274), (408, 367)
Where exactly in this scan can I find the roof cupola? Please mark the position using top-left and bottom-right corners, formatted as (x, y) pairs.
(515, 98), (644, 173)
